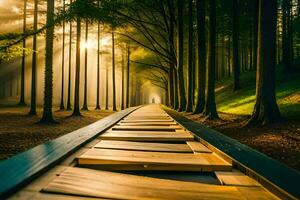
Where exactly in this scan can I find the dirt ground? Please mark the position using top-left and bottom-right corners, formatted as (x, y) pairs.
(185, 113), (300, 172)
(0, 107), (113, 160)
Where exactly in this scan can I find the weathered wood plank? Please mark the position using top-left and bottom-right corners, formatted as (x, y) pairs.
(118, 122), (177, 126)
(77, 149), (232, 171)
(99, 131), (194, 141)
(94, 140), (193, 152)
(112, 125), (180, 131)
(0, 107), (140, 198)
(42, 167), (278, 200)
(163, 106), (300, 200)
(187, 141), (212, 153)
(215, 171), (261, 187)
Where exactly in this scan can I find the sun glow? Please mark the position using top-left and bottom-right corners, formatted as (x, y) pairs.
(81, 40), (96, 49)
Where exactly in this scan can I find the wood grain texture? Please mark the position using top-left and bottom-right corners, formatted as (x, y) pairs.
(94, 140), (193, 152)
(77, 148), (232, 171)
(43, 167), (279, 200)
(0, 107), (140, 198)
(187, 142), (212, 153)
(99, 131), (194, 141)
(112, 125), (180, 131)
(215, 171), (261, 186)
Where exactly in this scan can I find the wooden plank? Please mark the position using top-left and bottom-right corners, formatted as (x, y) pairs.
(112, 125), (180, 131)
(118, 122), (177, 126)
(121, 119), (174, 123)
(215, 171), (261, 187)
(43, 167), (278, 200)
(187, 141), (212, 153)
(94, 140), (193, 152)
(100, 131), (194, 141)
(164, 106), (300, 200)
(0, 107), (140, 199)
(77, 149), (232, 171)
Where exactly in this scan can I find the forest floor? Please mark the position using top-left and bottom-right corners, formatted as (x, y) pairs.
(0, 106), (113, 160)
(186, 67), (300, 172)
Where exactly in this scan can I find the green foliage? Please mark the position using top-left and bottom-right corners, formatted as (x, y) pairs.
(216, 69), (300, 119)
(0, 45), (31, 62)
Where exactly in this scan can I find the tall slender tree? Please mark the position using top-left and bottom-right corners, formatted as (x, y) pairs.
(247, 0), (281, 125)
(186, 0), (194, 112)
(126, 43), (130, 108)
(121, 50), (125, 110)
(232, 0), (241, 91)
(67, 0), (73, 110)
(19, 0), (27, 106)
(40, 0), (55, 123)
(105, 57), (109, 110)
(95, 11), (101, 110)
(29, 0), (38, 115)
(72, 18), (81, 116)
(177, 0), (186, 112)
(59, 0), (66, 110)
(194, 0), (206, 114)
(112, 31), (117, 111)
(204, 0), (218, 119)
(282, 0), (292, 72)
(82, 21), (89, 110)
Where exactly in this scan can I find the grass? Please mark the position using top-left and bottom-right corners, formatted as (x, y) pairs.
(215, 66), (300, 119)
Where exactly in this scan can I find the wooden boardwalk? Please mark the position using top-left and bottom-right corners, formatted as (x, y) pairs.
(7, 105), (285, 199)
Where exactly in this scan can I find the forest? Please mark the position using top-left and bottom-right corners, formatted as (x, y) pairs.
(0, 0), (299, 171)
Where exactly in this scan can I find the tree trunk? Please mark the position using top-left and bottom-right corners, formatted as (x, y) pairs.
(95, 19), (101, 110)
(59, 0), (66, 111)
(112, 31), (117, 111)
(204, 0), (218, 119)
(40, 0), (55, 123)
(105, 58), (109, 110)
(227, 36), (231, 76)
(126, 44), (130, 108)
(82, 21), (89, 110)
(19, 0), (27, 106)
(247, 0), (281, 125)
(232, 0), (241, 91)
(66, 0), (73, 110)
(194, 0), (206, 114)
(253, 0), (259, 71)
(29, 0), (38, 115)
(177, 0), (186, 112)
(72, 18), (81, 116)
(168, 67), (174, 108)
(121, 50), (125, 110)
(186, 0), (194, 112)
(173, 68), (179, 109)
(282, 0), (292, 72)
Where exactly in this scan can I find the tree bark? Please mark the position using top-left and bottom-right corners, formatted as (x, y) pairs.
(105, 58), (109, 110)
(112, 31), (117, 111)
(40, 0), (55, 123)
(177, 0), (187, 112)
(66, 0), (73, 110)
(126, 43), (130, 108)
(121, 51), (125, 110)
(232, 0), (241, 91)
(247, 0), (281, 125)
(29, 0), (38, 115)
(194, 0), (206, 114)
(59, 0), (66, 111)
(72, 18), (81, 116)
(19, 0), (27, 106)
(82, 21), (89, 110)
(282, 0), (292, 72)
(186, 0), (194, 112)
(95, 19), (101, 110)
(204, 0), (218, 119)
(253, 0), (259, 71)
